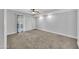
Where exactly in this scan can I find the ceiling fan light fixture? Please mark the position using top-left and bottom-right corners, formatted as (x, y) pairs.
(32, 11), (36, 14)
(31, 9), (40, 15)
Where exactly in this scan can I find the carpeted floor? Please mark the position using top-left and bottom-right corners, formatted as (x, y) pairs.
(7, 29), (78, 49)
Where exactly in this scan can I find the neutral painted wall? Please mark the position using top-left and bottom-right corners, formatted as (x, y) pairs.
(37, 10), (77, 38)
(7, 10), (17, 35)
(77, 10), (79, 48)
(7, 10), (36, 35)
(24, 14), (36, 31)
(0, 9), (4, 48)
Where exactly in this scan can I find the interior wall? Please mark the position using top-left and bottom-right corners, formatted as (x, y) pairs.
(24, 14), (36, 31)
(0, 9), (4, 48)
(77, 10), (79, 48)
(7, 10), (36, 35)
(7, 10), (17, 35)
(37, 10), (77, 38)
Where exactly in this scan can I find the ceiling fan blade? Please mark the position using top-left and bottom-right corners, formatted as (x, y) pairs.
(31, 9), (35, 12)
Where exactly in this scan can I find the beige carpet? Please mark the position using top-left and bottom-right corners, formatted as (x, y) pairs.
(7, 29), (78, 49)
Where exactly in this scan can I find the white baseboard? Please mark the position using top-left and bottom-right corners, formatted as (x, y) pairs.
(7, 32), (17, 35)
(7, 28), (36, 35)
(7, 28), (77, 39)
(37, 28), (77, 39)
(25, 28), (36, 31)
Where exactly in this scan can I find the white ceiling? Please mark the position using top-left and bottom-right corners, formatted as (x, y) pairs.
(36, 9), (59, 14)
(11, 9), (75, 17)
(14, 9), (60, 15)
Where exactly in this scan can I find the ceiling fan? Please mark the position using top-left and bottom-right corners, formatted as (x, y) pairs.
(31, 9), (40, 15)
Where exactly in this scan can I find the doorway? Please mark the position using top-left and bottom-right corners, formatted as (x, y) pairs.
(17, 15), (24, 33)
